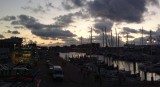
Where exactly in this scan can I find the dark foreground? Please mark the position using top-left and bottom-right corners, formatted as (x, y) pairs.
(34, 54), (160, 87)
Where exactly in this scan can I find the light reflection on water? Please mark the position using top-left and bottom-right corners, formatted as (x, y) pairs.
(60, 52), (86, 59)
(60, 52), (160, 81)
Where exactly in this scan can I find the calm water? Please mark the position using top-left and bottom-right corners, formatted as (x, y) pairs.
(60, 52), (160, 81)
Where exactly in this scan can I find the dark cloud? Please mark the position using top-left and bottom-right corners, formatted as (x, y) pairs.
(12, 14), (38, 29)
(61, 1), (74, 10)
(12, 30), (20, 34)
(120, 27), (151, 35)
(54, 14), (74, 27)
(18, 14), (37, 24)
(0, 16), (16, 21)
(14, 26), (24, 29)
(7, 30), (11, 33)
(124, 34), (135, 38)
(11, 21), (21, 25)
(147, 0), (159, 6)
(133, 25), (160, 45)
(73, 11), (90, 19)
(5, 26), (10, 28)
(22, 1), (56, 13)
(88, 0), (159, 23)
(62, 37), (79, 45)
(61, 0), (86, 10)
(9, 14), (76, 40)
(123, 27), (138, 34)
(124, 28), (160, 45)
(139, 29), (150, 35)
(120, 26), (160, 44)
(157, 24), (160, 31)
(0, 34), (5, 38)
(27, 0), (32, 3)
(7, 30), (20, 34)
(21, 5), (46, 13)
(94, 19), (113, 33)
(54, 11), (89, 27)
(46, 2), (54, 8)
(120, 31), (128, 35)
(32, 29), (76, 40)
(71, 0), (86, 7)
(152, 24), (160, 38)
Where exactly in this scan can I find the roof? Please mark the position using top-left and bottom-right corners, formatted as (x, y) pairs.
(53, 65), (62, 69)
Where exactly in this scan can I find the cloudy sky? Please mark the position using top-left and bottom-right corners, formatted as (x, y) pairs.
(0, 0), (160, 46)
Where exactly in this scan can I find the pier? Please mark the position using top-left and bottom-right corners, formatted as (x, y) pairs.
(35, 51), (160, 87)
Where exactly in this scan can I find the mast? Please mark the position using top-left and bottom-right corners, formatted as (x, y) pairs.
(103, 28), (106, 63)
(102, 28), (105, 47)
(90, 27), (93, 55)
(141, 27), (144, 45)
(80, 36), (82, 45)
(150, 30), (152, 55)
(115, 28), (118, 47)
(126, 33), (129, 44)
(141, 27), (144, 53)
(91, 27), (92, 44)
(105, 27), (108, 47)
(111, 30), (113, 47)
(118, 33), (120, 47)
(80, 36), (82, 53)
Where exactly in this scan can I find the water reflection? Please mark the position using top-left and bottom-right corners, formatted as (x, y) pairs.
(60, 52), (160, 81)
(60, 52), (86, 59)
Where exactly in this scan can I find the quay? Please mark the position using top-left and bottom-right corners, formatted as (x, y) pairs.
(35, 53), (160, 87)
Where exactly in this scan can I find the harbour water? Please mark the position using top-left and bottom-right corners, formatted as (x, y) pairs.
(60, 52), (160, 81)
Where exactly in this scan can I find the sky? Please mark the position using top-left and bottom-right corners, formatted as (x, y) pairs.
(0, 0), (160, 46)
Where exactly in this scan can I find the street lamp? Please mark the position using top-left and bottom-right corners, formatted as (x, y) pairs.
(153, 39), (156, 43)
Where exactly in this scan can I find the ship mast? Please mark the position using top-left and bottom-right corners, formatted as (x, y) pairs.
(111, 30), (113, 47)
(141, 27), (144, 45)
(90, 27), (93, 55)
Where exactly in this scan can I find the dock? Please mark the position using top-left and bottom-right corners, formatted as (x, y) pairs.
(35, 53), (160, 87)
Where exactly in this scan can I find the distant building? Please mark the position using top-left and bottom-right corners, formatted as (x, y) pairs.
(0, 37), (23, 64)
(76, 43), (100, 53)
(0, 48), (11, 63)
(78, 43), (100, 49)
(12, 47), (32, 64)
(124, 43), (135, 49)
(0, 37), (23, 50)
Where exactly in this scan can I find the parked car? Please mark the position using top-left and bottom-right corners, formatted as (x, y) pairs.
(52, 65), (64, 81)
